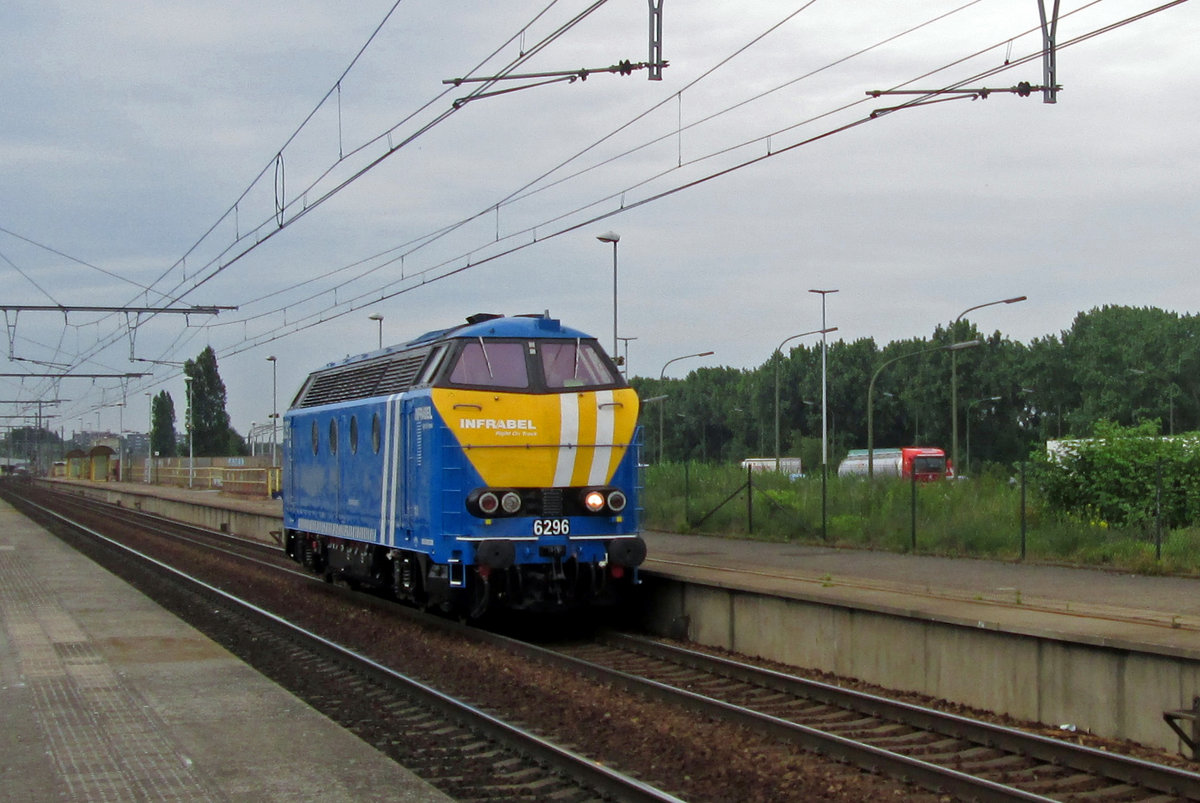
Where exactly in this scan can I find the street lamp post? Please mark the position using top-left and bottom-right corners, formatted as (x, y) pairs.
(596, 231), (620, 358)
(809, 289), (838, 543)
(951, 296), (1025, 472)
(145, 392), (152, 484)
(117, 401), (124, 483)
(773, 328), (837, 472)
(658, 350), (715, 463)
(870, 340), (981, 478)
(808, 290), (838, 472)
(267, 355), (278, 464)
(369, 313), (383, 349)
(185, 377), (194, 489)
(966, 396), (1002, 476)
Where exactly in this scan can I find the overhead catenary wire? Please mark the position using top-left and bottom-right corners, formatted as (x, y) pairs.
(9, 0), (619, 424)
(9, 0), (1192, 428)
(204, 0), (969, 336)
(140, 0), (612, 312)
(43, 0), (610, 383)
(197, 0), (1094, 342)
(199, 0), (1189, 363)
(8, 1), (603, 408)
(201, 0), (1185, 362)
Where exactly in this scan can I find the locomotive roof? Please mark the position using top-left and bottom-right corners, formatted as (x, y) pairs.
(317, 313), (595, 371)
(447, 312), (594, 342)
(293, 313), (609, 409)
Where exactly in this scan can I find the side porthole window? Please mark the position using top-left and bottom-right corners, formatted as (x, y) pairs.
(349, 415), (359, 454)
(311, 420), (319, 455)
(372, 413), (381, 454)
(329, 418), (339, 454)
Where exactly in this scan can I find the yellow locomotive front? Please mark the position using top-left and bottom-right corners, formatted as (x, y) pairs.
(424, 314), (645, 612)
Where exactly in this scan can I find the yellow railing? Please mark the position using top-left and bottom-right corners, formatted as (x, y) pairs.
(144, 465), (282, 499)
(62, 457), (282, 499)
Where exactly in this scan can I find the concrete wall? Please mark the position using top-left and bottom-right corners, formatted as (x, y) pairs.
(637, 574), (1200, 753)
(51, 483), (282, 546)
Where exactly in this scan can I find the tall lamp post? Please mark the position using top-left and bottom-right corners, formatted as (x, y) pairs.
(773, 328), (837, 472)
(808, 290), (838, 472)
(596, 231), (620, 358)
(951, 296), (1025, 473)
(870, 340), (981, 478)
(185, 377), (194, 489)
(809, 289), (838, 543)
(266, 355), (278, 464)
(658, 350), (715, 463)
(145, 391), (152, 484)
(116, 401), (125, 483)
(369, 313), (384, 349)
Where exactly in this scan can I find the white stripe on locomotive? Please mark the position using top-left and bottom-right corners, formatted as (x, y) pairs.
(554, 393), (579, 487)
(588, 390), (615, 486)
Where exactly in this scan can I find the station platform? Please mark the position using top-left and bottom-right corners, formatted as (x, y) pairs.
(641, 531), (1200, 660)
(0, 495), (450, 802)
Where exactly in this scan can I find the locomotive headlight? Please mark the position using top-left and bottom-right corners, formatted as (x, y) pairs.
(500, 491), (522, 514)
(477, 491), (500, 516)
(606, 490), (627, 513)
(583, 490), (607, 513)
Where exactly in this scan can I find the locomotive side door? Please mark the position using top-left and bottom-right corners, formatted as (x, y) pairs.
(379, 394), (404, 547)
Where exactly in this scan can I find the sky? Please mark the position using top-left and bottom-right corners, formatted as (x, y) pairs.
(2, 0), (1197, 442)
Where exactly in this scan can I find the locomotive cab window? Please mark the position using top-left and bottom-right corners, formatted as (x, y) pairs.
(541, 339), (621, 389)
(417, 344), (450, 386)
(447, 339), (529, 388)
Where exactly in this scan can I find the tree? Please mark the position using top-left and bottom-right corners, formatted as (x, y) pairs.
(626, 304), (1200, 472)
(184, 346), (235, 457)
(2, 426), (61, 464)
(150, 391), (177, 457)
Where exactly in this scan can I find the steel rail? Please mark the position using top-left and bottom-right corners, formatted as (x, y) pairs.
(502, 635), (1055, 802)
(601, 633), (1200, 799)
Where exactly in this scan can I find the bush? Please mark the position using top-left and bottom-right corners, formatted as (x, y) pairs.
(1033, 420), (1200, 529)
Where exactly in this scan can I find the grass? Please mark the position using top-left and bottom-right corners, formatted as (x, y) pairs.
(640, 462), (1200, 575)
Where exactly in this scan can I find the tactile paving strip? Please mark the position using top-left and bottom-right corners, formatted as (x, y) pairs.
(0, 510), (224, 801)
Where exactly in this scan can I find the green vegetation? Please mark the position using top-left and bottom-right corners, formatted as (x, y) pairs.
(150, 390), (177, 457)
(183, 346), (248, 457)
(631, 305), (1200, 473)
(630, 305), (1200, 575)
(1032, 419), (1200, 529)
(641, 460), (1200, 575)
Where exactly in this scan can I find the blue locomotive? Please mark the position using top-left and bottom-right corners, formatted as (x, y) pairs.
(282, 312), (646, 616)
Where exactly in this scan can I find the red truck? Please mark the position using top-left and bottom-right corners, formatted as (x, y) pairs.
(837, 447), (953, 481)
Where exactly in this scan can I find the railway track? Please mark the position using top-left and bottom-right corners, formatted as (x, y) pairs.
(15, 482), (1200, 800)
(515, 634), (1200, 802)
(27, 483), (292, 566)
(2, 485), (684, 803)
